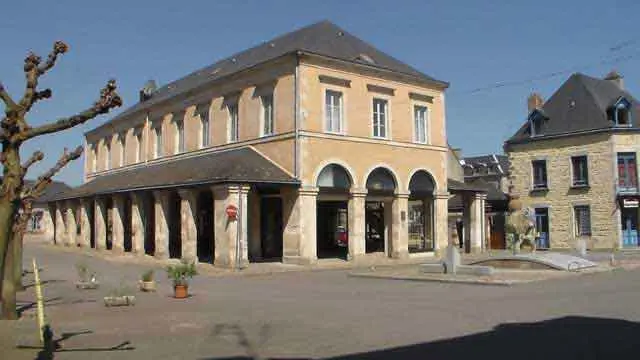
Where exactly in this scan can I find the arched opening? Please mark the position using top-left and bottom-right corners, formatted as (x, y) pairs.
(365, 168), (397, 254)
(316, 164), (352, 259)
(408, 170), (436, 252)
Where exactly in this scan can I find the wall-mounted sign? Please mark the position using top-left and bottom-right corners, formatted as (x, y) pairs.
(623, 199), (639, 208)
(225, 204), (238, 220)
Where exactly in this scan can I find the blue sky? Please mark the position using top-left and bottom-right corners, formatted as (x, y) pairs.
(1, 0), (638, 186)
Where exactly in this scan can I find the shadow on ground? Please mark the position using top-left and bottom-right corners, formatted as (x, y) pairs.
(16, 325), (135, 360)
(203, 316), (640, 360)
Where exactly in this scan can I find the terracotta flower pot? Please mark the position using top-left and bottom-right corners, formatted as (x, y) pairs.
(174, 284), (188, 299)
(508, 195), (523, 212)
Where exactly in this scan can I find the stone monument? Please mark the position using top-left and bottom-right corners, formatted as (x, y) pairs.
(505, 195), (537, 254)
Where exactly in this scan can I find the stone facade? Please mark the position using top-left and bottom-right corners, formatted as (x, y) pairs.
(508, 132), (640, 249)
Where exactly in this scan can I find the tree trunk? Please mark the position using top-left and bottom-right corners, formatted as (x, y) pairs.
(0, 143), (23, 320)
(1, 236), (17, 319)
(13, 232), (23, 291)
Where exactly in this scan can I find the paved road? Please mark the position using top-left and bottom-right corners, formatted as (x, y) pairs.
(5, 243), (640, 359)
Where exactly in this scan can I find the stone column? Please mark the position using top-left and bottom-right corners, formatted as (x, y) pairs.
(463, 194), (472, 253)
(130, 193), (146, 255)
(79, 199), (92, 248)
(348, 188), (367, 261)
(390, 193), (409, 259)
(54, 203), (66, 246)
(467, 193), (485, 254)
(434, 192), (450, 255)
(94, 197), (107, 250)
(65, 201), (77, 246)
(111, 195), (125, 252)
(153, 190), (170, 259)
(43, 205), (55, 244)
(212, 184), (250, 268)
(178, 189), (198, 263)
(282, 186), (318, 265)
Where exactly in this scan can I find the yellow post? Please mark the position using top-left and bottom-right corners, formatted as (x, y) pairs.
(32, 258), (46, 344)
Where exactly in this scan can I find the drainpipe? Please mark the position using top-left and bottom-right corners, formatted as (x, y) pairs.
(235, 189), (243, 271)
(294, 52), (301, 179)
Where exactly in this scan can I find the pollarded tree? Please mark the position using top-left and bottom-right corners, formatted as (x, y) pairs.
(0, 41), (122, 319)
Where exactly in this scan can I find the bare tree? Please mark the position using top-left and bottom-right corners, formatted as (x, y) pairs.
(0, 41), (121, 319)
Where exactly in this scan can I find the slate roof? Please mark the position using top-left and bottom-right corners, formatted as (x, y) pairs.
(505, 73), (640, 145)
(447, 178), (488, 193)
(462, 154), (509, 175)
(88, 20), (447, 137)
(448, 178), (509, 212)
(49, 147), (298, 201)
(22, 180), (72, 205)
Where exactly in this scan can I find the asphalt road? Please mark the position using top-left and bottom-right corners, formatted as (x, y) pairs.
(5, 243), (640, 359)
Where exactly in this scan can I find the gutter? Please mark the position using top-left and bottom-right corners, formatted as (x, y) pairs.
(504, 127), (640, 151)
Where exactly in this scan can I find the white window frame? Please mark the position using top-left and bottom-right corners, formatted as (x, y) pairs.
(105, 140), (111, 170)
(371, 98), (389, 139)
(413, 104), (429, 144)
(91, 144), (97, 172)
(200, 107), (210, 148)
(119, 133), (126, 167)
(154, 125), (163, 159)
(175, 118), (185, 154)
(260, 94), (275, 137)
(135, 129), (143, 163)
(573, 205), (592, 237)
(324, 89), (344, 134)
(228, 102), (239, 143)
(570, 155), (589, 187)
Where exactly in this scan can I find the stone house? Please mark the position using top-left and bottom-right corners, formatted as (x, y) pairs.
(505, 71), (639, 250)
(47, 21), (488, 267)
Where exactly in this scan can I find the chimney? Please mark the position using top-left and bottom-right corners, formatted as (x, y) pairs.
(527, 92), (544, 113)
(604, 70), (624, 90)
(139, 79), (157, 102)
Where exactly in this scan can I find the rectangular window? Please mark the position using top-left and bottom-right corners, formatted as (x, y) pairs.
(325, 90), (343, 133)
(154, 126), (163, 159)
(228, 103), (239, 142)
(372, 98), (388, 138)
(120, 134), (126, 167)
(136, 130), (143, 162)
(261, 94), (274, 136)
(571, 155), (589, 187)
(91, 144), (97, 172)
(532, 160), (548, 189)
(414, 105), (428, 143)
(618, 152), (638, 191)
(176, 120), (185, 153)
(105, 142), (111, 170)
(574, 205), (592, 236)
(200, 109), (210, 148)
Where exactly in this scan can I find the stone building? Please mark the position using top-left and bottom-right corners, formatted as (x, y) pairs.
(25, 180), (71, 238)
(47, 21), (487, 267)
(505, 71), (639, 250)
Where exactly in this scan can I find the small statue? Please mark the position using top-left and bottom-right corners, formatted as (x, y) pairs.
(505, 196), (537, 254)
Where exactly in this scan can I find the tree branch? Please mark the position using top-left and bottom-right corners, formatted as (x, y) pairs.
(21, 150), (44, 174)
(19, 41), (68, 115)
(22, 146), (82, 201)
(0, 82), (17, 109)
(18, 80), (122, 141)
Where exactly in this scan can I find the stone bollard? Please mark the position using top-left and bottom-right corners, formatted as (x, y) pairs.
(444, 228), (461, 274)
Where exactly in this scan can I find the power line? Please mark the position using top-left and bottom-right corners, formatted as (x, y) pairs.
(451, 45), (640, 96)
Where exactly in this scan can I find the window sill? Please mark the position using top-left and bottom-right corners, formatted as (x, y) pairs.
(530, 187), (549, 193)
(325, 131), (346, 136)
(570, 184), (590, 190)
(372, 135), (390, 140)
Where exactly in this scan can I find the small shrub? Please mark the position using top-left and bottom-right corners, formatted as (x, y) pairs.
(166, 260), (197, 287)
(75, 262), (95, 282)
(141, 269), (154, 282)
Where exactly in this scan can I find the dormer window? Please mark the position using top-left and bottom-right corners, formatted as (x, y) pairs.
(609, 97), (632, 126)
(529, 110), (545, 137)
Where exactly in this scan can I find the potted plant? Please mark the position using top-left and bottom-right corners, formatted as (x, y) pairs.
(75, 262), (99, 290)
(104, 284), (136, 307)
(139, 269), (156, 292)
(166, 260), (197, 299)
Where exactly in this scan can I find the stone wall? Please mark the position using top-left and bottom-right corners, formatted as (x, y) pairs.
(507, 133), (618, 249)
